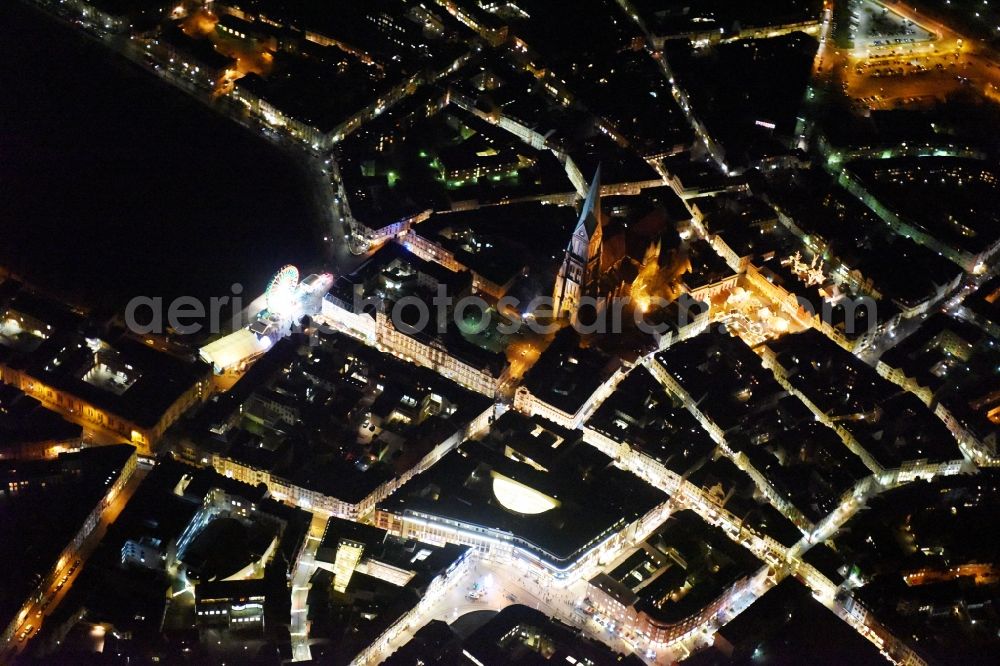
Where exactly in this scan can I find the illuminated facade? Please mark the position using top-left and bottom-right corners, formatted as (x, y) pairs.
(0, 289), (212, 454)
(373, 311), (506, 397)
(348, 547), (472, 666)
(373, 502), (665, 581)
(232, 68), (425, 151)
(195, 580), (266, 632)
(332, 539), (365, 593)
(0, 360), (208, 455)
(314, 280), (508, 399)
(59, 0), (127, 32)
(373, 413), (669, 580)
(756, 342), (969, 486)
(839, 166), (1000, 274)
(587, 568), (761, 646)
(401, 231), (520, 299)
(514, 363), (630, 430)
(212, 401), (494, 520)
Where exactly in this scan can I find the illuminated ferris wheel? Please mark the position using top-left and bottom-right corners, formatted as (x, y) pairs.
(265, 264), (300, 316)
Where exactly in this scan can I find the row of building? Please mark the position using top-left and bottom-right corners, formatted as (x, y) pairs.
(0, 283), (212, 454)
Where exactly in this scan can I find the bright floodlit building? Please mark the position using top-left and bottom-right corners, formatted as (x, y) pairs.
(199, 265), (333, 375)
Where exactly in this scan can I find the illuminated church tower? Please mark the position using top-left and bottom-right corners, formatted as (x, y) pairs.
(553, 168), (603, 320)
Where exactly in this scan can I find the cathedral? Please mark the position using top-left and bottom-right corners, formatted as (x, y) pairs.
(552, 168), (604, 320)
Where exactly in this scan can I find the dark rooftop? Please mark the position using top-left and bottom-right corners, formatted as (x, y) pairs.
(522, 328), (620, 417)
(378, 412), (666, 569)
(685, 577), (887, 666)
(586, 366), (716, 475)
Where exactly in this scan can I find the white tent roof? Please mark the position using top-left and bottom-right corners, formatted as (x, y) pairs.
(199, 328), (268, 372)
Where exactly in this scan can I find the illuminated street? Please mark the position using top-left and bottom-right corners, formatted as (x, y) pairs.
(4, 0), (1000, 663)
(3, 462), (147, 659)
(289, 513), (328, 662)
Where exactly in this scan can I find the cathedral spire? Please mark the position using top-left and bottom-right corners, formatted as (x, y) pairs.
(579, 164), (602, 237)
(552, 167), (604, 320)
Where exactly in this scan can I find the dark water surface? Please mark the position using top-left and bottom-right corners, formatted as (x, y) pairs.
(0, 1), (324, 312)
